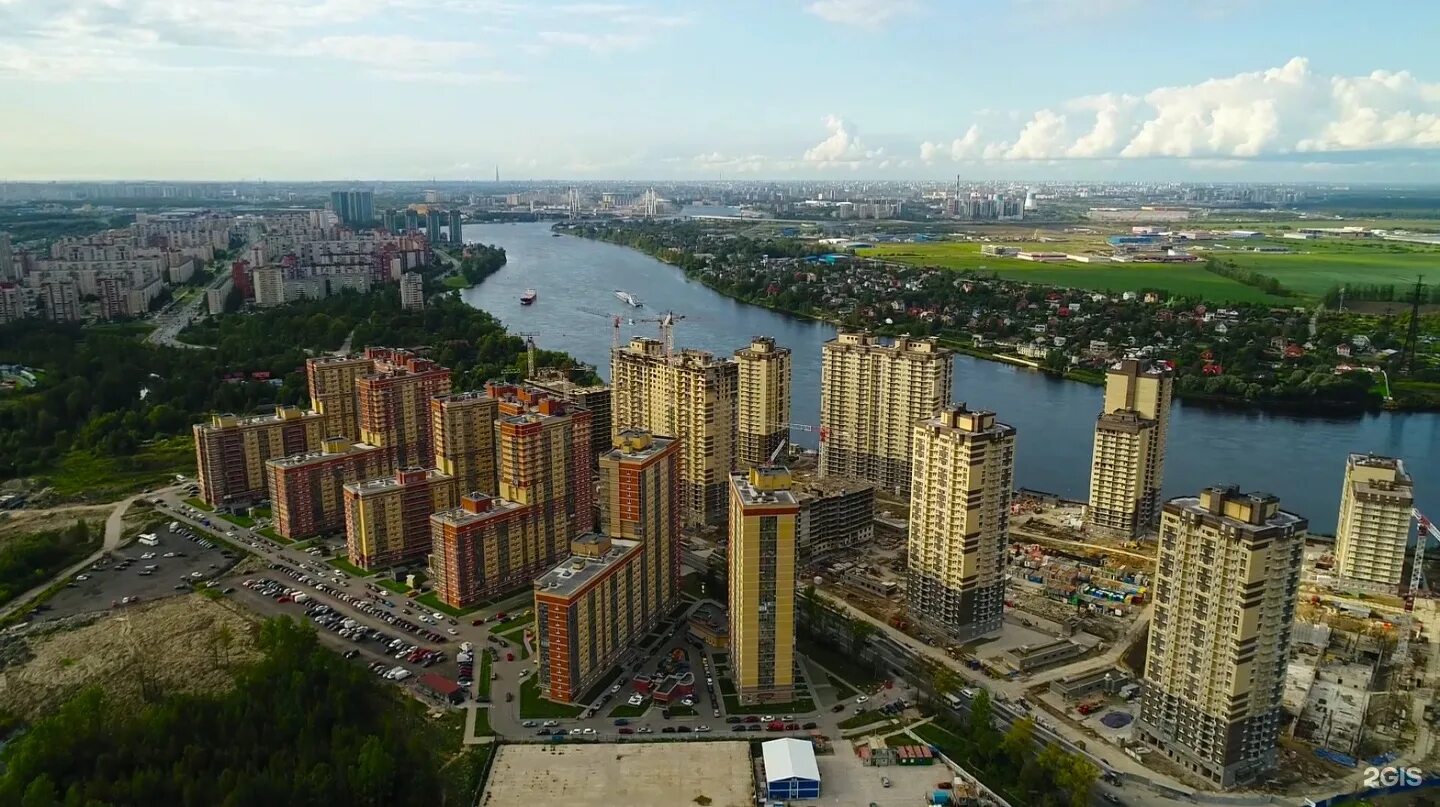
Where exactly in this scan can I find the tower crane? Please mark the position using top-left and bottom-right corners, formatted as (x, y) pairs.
(1394, 508), (1439, 662)
(516, 332), (539, 379)
(630, 311), (686, 358)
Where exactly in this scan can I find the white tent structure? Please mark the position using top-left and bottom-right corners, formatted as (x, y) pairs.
(762, 738), (820, 800)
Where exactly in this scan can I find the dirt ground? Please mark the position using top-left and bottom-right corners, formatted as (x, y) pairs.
(0, 505), (112, 543)
(0, 594), (261, 720)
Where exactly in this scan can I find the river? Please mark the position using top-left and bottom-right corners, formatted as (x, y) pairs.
(461, 221), (1437, 534)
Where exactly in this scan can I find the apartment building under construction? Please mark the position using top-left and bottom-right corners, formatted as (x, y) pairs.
(1085, 359), (1174, 538)
(1334, 453), (1414, 591)
(611, 337), (738, 527)
(819, 331), (953, 495)
(528, 370), (613, 460)
(193, 406), (326, 508)
(906, 405), (1015, 642)
(357, 347), (451, 468)
(735, 336), (792, 470)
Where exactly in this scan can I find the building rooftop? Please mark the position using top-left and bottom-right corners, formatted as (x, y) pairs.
(731, 466), (797, 506)
(1166, 485), (1307, 533)
(199, 406), (321, 432)
(920, 403), (1015, 438)
(345, 467), (450, 496)
(603, 430), (676, 462)
(793, 474), (875, 498)
(432, 494), (528, 527)
(826, 330), (950, 356)
(534, 535), (641, 598)
(433, 390), (496, 406)
(307, 353), (371, 368)
(267, 441), (379, 469)
(1096, 409), (1158, 434)
(761, 738), (819, 784)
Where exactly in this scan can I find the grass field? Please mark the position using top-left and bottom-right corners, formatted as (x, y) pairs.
(326, 557), (376, 578)
(838, 709), (890, 730)
(39, 435), (194, 502)
(1208, 238), (1440, 297)
(375, 577), (410, 595)
(416, 590), (480, 617)
(858, 243), (1284, 303)
(490, 613), (534, 635)
(608, 701), (650, 718)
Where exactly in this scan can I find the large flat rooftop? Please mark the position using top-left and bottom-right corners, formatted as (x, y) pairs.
(535, 535), (641, 598)
(480, 742), (753, 807)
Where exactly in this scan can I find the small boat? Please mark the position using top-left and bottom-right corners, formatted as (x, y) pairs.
(551, 232), (561, 238)
(614, 290), (643, 308)
(520, 289), (537, 305)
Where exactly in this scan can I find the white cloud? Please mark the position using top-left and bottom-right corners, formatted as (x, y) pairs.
(691, 152), (772, 173)
(924, 57), (1440, 163)
(296, 34), (479, 67)
(805, 0), (917, 27)
(804, 114), (883, 168)
(536, 30), (646, 53)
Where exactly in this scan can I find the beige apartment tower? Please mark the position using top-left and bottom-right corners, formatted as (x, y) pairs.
(1334, 454), (1414, 592)
(1136, 486), (1306, 789)
(192, 406), (326, 508)
(431, 391), (499, 497)
(611, 337), (738, 527)
(306, 354), (373, 443)
(728, 466), (799, 705)
(1085, 359), (1174, 538)
(819, 331), (953, 495)
(735, 336), (792, 469)
(906, 404), (1016, 642)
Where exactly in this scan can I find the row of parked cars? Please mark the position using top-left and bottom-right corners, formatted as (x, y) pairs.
(265, 562), (451, 645)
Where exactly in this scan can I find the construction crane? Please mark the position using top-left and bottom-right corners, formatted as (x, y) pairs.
(517, 332), (538, 379)
(630, 311), (686, 358)
(767, 439), (788, 465)
(1394, 508), (1439, 662)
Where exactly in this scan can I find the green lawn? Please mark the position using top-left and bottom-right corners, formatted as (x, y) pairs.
(885, 733), (918, 747)
(827, 674), (857, 701)
(608, 701), (650, 718)
(376, 578), (411, 595)
(666, 704), (697, 717)
(184, 498), (213, 512)
(838, 710), (890, 730)
(327, 557), (376, 578)
(477, 652), (492, 701)
(416, 590), (482, 617)
(721, 693), (816, 715)
(441, 275), (470, 290)
(40, 436), (194, 502)
(471, 708), (492, 736)
(519, 676), (583, 719)
(798, 636), (882, 690)
(911, 722), (969, 753)
(257, 527), (290, 544)
(858, 243), (1286, 303)
(217, 512), (254, 528)
(492, 614), (534, 638)
(1214, 241), (1440, 298)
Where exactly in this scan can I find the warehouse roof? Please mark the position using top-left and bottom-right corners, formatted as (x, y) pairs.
(762, 738), (819, 783)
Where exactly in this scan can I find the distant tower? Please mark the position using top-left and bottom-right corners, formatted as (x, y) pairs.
(1024, 188), (1039, 212)
(495, 165), (500, 183)
(1402, 276), (1425, 373)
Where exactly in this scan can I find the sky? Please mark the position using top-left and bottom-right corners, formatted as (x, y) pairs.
(2, 0), (1440, 182)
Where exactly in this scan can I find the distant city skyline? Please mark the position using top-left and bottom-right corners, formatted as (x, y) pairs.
(2, 0), (1439, 181)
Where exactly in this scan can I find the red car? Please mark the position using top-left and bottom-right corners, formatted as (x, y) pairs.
(744, 716), (759, 724)
(767, 721), (784, 732)
(618, 727), (634, 735)
(784, 723), (800, 731)
(506, 652), (514, 662)
(471, 618), (486, 626)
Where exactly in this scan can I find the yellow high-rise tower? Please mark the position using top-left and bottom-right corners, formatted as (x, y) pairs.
(1136, 486), (1306, 788)
(431, 391), (499, 497)
(1334, 453), (1414, 591)
(906, 404), (1015, 641)
(735, 336), (792, 469)
(1085, 359), (1173, 537)
(728, 466), (798, 705)
(819, 331), (952, 495)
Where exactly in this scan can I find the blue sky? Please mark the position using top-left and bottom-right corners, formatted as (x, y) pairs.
(2, 0), (1439, 181)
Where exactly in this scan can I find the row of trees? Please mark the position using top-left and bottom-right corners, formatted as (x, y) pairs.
(1322, 282), (1440, 307)
(0, 618), (458, 806)
(457, 244), (507, 286)
(1203, 258), (1291, 297)
(0, 274), (590, 482)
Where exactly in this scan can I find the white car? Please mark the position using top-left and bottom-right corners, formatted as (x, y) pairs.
(569, 728), (583, 735)
(761, 714), (774, 722)
(75, 574), (89, 582)
(543, 720), (559, 727)
(432, 612), (444, 620)
(582, 728), (596, 735)
(447, 628), (458, 635)
(856, 695), (869, 704)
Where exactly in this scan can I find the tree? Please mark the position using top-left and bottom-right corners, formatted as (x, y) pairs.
(1000, 716), (1036, 767)
(798, 584), (820, 638)
(967, 688), (998, 755)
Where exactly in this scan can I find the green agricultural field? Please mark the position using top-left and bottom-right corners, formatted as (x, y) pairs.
(1207, 239), (1440, 298)
(858, 243), (1285, 303)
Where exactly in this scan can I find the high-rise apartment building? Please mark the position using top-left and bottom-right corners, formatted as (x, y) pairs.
(449, 210), (463, 245)
(431, 391), (499, 497)
(611, 338), (738, 526)
(494, 386), (593, 556)
(330, 190), (375, 228)
(1334, 454), (1414, 591)
(0, 231), (14, 282)
(266, 439), (391, 540)
(358, 347), (452, 468)
(253, 266), (285, 307)
(41, 278), (81, 322)
(794, 477), (876, 562)
(1086, 359), (1174, 538)
(819, 331), (953, 495)
(0, 282), (25, 323)
(427, 385), (592, 608)
(728, 465), (799, 705)
(306, 354), (374, 442)
(192, 407), (326, 508)
(534, 534), (648, 702)
(429, 493), (536, 607)
(1136, 486), (1306, 788)
(528, 371), (613, 460)
(426, 208), (443, 245)
(600, 430), (681, 621)
(400, 272), (424, 310)
(343, 467), (457, 570)
(382, 209), (399, 233)
(907, 405), (1015, 642)
(735, 336), (792, 469)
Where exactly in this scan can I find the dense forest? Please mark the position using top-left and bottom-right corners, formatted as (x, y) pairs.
(0, 521), (97, 605)
(457, 244), (508, 286)
(0, 618), (474, 806)
(0, 284), (591, 481)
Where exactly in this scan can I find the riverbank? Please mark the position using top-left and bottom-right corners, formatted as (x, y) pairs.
(564, 225), (1435, 414)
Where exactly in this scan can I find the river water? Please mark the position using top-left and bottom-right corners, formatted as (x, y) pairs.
(461, 221), (1437, 534)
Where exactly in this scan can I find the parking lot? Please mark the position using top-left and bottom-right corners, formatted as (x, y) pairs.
(805, 747), (953, 807)
(39, 524), (238, 623)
